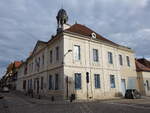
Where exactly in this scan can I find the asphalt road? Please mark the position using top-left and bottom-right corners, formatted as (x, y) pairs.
(0, 92), (150, 113)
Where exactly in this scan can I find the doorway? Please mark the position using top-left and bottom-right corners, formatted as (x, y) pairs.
(121, 79), (126, 96)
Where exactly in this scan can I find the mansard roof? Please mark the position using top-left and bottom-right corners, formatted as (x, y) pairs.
(65, 24), (119, 46)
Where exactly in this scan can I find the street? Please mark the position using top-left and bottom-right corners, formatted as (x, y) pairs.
(1, 92), (150, 113)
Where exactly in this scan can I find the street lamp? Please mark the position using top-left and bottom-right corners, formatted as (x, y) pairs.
(63, 49), (72, 99)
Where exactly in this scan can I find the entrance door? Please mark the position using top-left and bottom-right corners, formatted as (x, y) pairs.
(121, 79), (126, 96)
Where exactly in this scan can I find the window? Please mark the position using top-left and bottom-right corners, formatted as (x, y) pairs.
(93, 49), (99, 62)
(75, 73), (81, 89)
(28, 80), (30, 90)
(30, 79), (32, 89)
(49, 75), (53, 90)
(41, 77), (44, 90)
(42, 54), (44, 65)
(56, 46), (59, 61)
(119, 54), (123, 66)
(146, 80), (150, 90)
(108, 52), (113, 64)
(34, 79), (36, 90)
(38, 57), (40, 68)
(74, 45), (80, 60)
(94, 74), (100, 88)
(55, 74), (59, 90)
(126, 56), (130, 67)
(50, 50), (53, 63)
(23, 80), (26, 89)
(110, 75), (115, 88)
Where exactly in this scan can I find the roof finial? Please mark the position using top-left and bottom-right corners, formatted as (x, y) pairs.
(75, 21), (78, 24)
(61, 0), (63, 9)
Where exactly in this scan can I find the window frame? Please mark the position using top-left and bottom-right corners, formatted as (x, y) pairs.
(119, 54), (123, 66)
(75, 73), (82, 90)
(94, 74), (101, 88)
(108, 52), (113, 64)
(110, 75), (115, 88)
(74, 45), (81, 61)
(50, 50), (53, 64)
(126, 56), (130, 67)
(41, 76), (44, 90)
(93, 49), (99, 62)
(49, 75), (53, 90)
(55, 74), (59, 90)
(56, 46), (59, 61)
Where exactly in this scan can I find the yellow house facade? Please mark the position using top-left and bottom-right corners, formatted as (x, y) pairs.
(136, 59), (150, 96)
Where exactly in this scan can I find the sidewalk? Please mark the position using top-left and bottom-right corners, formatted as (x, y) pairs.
(0, 98), (9, 113)
(11, 90), (70, 105)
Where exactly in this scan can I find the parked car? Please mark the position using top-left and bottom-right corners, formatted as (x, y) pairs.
(125, 89), (141, 99)
(2, 86), (9, 93)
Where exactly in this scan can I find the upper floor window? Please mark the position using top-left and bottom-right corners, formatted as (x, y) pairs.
(50, 50), (53, 63)
(93, 49), (99, 62)
(110, 75), (115, 88)
(94, 74), (101, 88)
(74, 45), (80, 61)
(108, 52), (113, 64)
(126, 56), (130, 67)
(56, 46), (59, 61)
(119, 54), (123, 66)
(42, 54), (44, 65)
(38, 57), (40, 68)
(75, 73), (81, 90)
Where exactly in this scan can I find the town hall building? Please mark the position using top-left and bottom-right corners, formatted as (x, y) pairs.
(16, 9), (138, 100)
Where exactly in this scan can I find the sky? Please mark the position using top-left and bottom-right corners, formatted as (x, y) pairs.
(0, 0), (150, 77)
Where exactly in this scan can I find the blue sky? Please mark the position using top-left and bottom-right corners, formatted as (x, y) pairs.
(0, 0), (150, 77)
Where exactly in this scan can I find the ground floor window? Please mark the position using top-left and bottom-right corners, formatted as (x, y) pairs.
(55, 74), (59, 90)
(29, 79), (32, 89)
(146, 80), (150, 90)
(49, 75), (53, 90)
(110, 75), (115, 88)
(23, 80), (26, 89)
(41, 77), (44, 90)
(94, 74), (101, 88)
(34, 79), (36, 90)
(75, 73), (82, 90)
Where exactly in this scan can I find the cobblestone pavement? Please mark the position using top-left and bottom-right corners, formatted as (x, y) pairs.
(1, 92), (150, 113)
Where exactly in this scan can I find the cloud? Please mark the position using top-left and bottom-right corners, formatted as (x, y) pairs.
(0, 0), (150, 76)
(109, 28), (150, 57)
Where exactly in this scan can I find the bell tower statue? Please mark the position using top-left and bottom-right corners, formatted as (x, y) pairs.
(56, 8), (68, 33)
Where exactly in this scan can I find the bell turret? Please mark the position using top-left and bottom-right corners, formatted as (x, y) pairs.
(56, 9), (68, 33)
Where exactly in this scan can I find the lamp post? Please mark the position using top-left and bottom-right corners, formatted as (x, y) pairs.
(86, 72), (89, 99)
(63, 49), (72, 99)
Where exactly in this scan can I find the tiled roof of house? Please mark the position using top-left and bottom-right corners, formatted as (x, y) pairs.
(14, 61), (22, 68)
(137, 58), (150, 68)
(65, 24), (119, 46)
(135, 59), (150, 72)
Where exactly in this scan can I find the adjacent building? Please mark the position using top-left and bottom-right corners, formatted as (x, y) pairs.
(136, 58), (150, 96)
(16, 9), (138, 100)
(2, 61), (22, 90)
